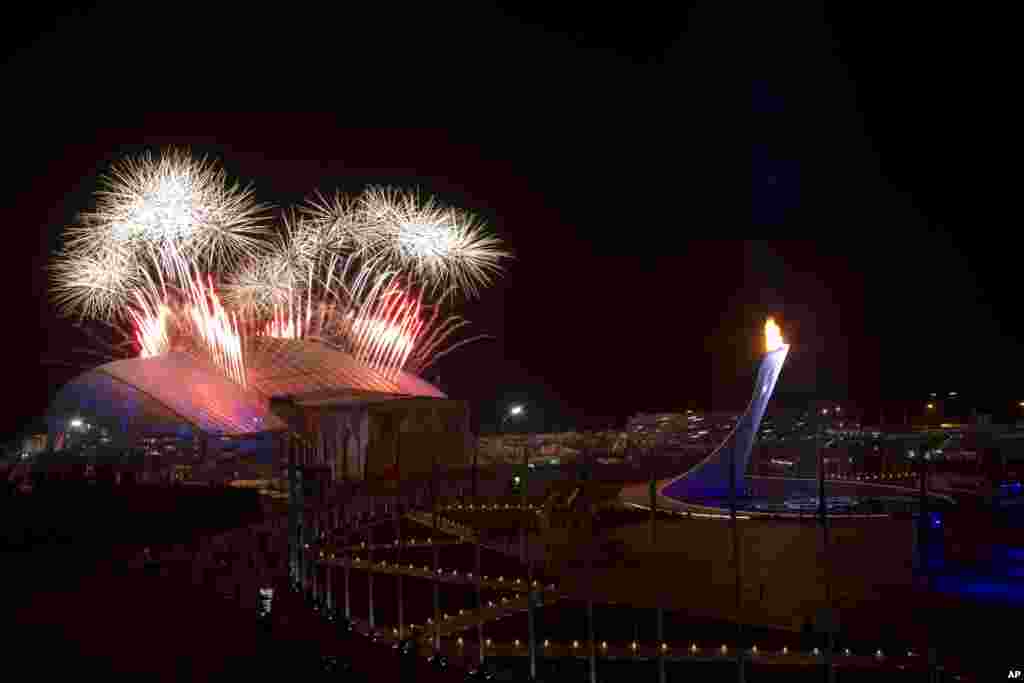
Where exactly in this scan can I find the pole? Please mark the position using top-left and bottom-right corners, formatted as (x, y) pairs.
(344, 551), (351, 620)
(313, 557), (319, 605)
(731, 443), (745, 683)
(586, 491), (597, 683)
(326, 561), (332, 613)
(394, 429), (403, 639)
(476, 530), (484, 666)
(431, 455), (441, 652)
(649, 444), (657, 546)
(397, 568), (404, 639)
(918, 454), (929, 588)
(528, 578), (537, 681)
(656, 606), (665, 683)
(521, 444), (529, 563)
(818, 412), (835, 683)
(368, 522), (375, 632)
(472, 436), (479, 501)
(525, 440), (538, 681)
(587, 592), (597, 683)
(287, 435), (298, 586)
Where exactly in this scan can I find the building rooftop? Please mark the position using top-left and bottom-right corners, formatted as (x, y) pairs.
(47, 341), (446, 439)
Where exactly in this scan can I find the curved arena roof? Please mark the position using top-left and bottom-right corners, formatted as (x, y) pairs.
(48, 341), (446, 438)
(245, 339), (446, 405)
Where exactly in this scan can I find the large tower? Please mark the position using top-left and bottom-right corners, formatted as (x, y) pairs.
(661, 319), (789, 501)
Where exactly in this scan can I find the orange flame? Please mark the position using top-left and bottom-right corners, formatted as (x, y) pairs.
(765, 317), (785, 353)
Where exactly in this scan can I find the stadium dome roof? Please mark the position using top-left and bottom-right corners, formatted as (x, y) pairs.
(47, 341), (446, 438)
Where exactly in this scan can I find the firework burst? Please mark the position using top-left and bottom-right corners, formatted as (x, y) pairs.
(255, 276), (489, 380)
(49, 241), (142, 320)
(122, 266), (247, 386)
(52, 148), (270, 320)
(355, 186), (509, 300)
(302, 190), (378, 252)
(183, 272), (246, 387)
(50, 147), (507, 389)
(129, 292), (172, 358)
(221, 211), (321, 316)
(88, 148), (270, 268)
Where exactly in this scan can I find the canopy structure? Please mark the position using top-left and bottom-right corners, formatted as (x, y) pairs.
(246, 339), (445, 408)
(46, 341), (447, 444)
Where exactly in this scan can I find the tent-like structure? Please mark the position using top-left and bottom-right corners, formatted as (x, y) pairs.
(45, 340), (471, 484)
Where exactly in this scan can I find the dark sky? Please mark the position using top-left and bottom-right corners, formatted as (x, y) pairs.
(1, 3), (1018, 438)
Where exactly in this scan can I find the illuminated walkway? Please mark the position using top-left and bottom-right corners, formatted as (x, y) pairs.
(301, 500), (964, 679)
(317, 553), (548, 595)
(308, 544), (934, 676)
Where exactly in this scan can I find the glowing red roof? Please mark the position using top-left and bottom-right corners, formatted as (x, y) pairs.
(49, 342), (446, 437)
(100, 352), (288, 434)
(245, 339), (446, 404)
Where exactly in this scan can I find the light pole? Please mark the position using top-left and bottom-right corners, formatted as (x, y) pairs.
(500, 403), (537, 678)
(498, 405), (527, 493)
(815, 404), (835, 683)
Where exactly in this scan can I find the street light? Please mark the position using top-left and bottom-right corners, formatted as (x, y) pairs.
(500, 405), (525, 433)
(69, 418), (83, 429)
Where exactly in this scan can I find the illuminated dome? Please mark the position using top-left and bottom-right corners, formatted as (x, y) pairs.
(46, 340), (446, 443)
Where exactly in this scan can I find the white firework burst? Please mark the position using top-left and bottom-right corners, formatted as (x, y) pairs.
(221, 211), (323, 316)
(49, 242), (141, 320)
(356, 186), (509, 300)
(302, 190), (380, 253)
(81, 147), (270, 275)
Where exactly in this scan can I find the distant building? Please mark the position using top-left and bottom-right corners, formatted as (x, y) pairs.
(628, 413), (688, 433)
(626, 411), (739, 452)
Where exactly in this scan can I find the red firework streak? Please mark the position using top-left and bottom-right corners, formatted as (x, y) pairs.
(351, 283), (426, 377)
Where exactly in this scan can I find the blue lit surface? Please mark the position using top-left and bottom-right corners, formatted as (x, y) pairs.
(931, 574), (1024, 604)
(675, 486), (942, 514)
(928, 539), (1024, 604)
(996, 546), (1024, 562)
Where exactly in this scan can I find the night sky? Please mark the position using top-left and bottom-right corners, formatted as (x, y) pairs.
(1, 4), (1018, 439)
